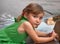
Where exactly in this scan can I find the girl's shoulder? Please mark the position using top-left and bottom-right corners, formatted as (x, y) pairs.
(23, 21), (34, 30)
(23, 21), (32, 27)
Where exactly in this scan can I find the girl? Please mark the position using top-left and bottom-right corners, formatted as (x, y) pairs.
(26, 17), (59, 44)
(0, 3), (57, 44)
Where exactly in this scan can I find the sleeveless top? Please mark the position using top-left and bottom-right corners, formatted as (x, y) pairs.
(0, 16), (28, 44)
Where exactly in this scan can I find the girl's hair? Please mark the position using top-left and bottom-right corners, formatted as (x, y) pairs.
(17, 3), (44, 22)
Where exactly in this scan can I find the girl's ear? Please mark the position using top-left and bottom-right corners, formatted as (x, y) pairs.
(24, 12), (28, 16)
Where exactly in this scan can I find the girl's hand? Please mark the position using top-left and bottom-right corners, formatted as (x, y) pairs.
(51, 31), (58, 38)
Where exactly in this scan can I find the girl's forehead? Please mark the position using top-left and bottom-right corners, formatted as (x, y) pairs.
(29, 12), (43, 15)
(33, 13), (44, 16)
(27, 13), (44, 17)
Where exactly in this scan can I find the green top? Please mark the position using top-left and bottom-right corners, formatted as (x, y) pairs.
(0, 16), (28, 44)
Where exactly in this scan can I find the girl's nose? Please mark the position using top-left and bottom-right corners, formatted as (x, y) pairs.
(36, 18), (40, 23)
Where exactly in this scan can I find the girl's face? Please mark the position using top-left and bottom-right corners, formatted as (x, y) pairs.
(26, 13), (44, 28)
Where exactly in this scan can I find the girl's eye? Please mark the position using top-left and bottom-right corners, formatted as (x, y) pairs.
(33, 15), (38, 18)
(39, 17), (43, 19)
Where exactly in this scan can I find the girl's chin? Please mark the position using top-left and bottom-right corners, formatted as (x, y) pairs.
(34, 26), (38, 28)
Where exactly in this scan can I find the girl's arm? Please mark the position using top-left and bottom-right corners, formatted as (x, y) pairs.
(23, 21), (57, 43)
(35, 29), (48, 37)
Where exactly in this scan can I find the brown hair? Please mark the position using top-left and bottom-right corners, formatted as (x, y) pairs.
(17, 3), (44, 22)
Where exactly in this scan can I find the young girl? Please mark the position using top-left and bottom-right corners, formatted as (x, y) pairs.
(26, 17), (59, 44)
(0, 3), (57, 44)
